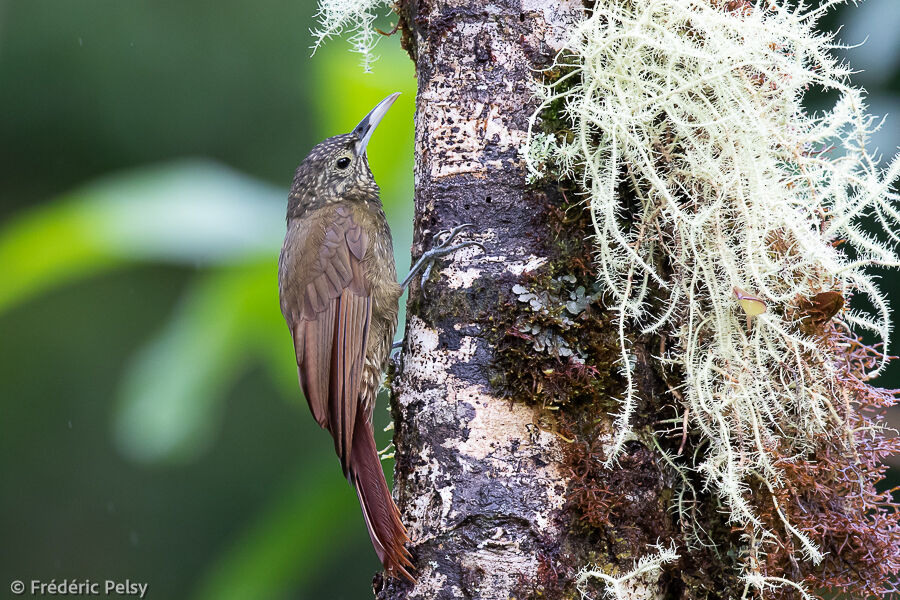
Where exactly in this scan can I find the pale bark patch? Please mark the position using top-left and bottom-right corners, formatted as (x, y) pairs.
(522, 0), (585, 52)
(401, 316), (477, 386)
(461, 547), (539, 599)
(442, 244), (487, 289)
(506, 255), (549, 276)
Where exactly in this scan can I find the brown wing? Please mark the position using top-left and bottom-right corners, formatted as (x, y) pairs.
(279, 205), (370, 476)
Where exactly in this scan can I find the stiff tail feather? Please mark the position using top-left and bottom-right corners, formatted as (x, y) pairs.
(350, 416), (414, 582)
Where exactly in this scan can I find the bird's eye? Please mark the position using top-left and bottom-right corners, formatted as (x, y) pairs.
(336, 157), (351, 169)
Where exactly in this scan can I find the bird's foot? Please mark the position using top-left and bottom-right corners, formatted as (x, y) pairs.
(400, 224), (485, 291)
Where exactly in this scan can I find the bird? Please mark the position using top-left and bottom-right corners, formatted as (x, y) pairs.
(278, 93), (481, 582)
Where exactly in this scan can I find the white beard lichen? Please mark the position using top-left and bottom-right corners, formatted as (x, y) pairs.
(312, 0), (392, 71)
(576, 543), (680, 600)
(525, 0), (899, 593)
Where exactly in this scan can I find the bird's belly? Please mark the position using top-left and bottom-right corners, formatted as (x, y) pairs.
(360, 254), (401, 419)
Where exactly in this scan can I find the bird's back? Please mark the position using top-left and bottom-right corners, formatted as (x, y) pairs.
(278, 199), (412, 580)
(278, 201), (401, 421)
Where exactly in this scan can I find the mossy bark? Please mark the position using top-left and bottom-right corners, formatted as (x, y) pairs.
(377, 1), (737, 599)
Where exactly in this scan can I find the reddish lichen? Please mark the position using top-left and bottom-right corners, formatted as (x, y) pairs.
(749, 325), (900, 598)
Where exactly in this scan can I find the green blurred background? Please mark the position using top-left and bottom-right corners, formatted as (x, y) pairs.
(0, 1), (896, 599)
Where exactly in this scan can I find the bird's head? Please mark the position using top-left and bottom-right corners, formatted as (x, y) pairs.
(288, 92), (400, 218)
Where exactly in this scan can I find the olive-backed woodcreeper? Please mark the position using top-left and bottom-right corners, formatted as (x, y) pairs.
(278, 93), (413, 580)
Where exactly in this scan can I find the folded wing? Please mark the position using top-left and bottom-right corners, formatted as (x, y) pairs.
(283, 205), (370, 476)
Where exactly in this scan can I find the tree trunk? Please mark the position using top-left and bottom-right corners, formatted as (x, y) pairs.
(367, 1), (900, 598)
(376, 1), (683, 598)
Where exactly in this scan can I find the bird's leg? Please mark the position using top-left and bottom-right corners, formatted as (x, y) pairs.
(391, 225), (484, 354)
(400, 223), (485, 291)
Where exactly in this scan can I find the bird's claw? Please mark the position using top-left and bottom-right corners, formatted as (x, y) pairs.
(400, 224), (484, 291)
(428, 223), (486, 257)
(434, 223), (475, 243)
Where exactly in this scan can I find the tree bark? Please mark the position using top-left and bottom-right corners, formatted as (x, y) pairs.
(375, 1), (683, 598)
(380, 1), (583, 597)
(366, 1), (900, 599)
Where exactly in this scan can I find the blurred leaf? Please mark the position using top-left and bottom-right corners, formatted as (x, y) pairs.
(0, 160), (284, 315)
(191, 465), (364, 600)
(113, 265), (277, 463)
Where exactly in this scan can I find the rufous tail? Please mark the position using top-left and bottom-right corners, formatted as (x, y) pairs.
(350, 415), (414, 582)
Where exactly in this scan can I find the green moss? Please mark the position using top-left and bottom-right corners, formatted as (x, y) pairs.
(490, 196), (623, 413)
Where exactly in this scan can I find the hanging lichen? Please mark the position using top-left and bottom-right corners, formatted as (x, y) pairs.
(311, 0), (391, 71)
(525, 0), (900, 596)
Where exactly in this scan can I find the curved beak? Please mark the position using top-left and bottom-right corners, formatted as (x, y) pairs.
(352, 92), (401, 157)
